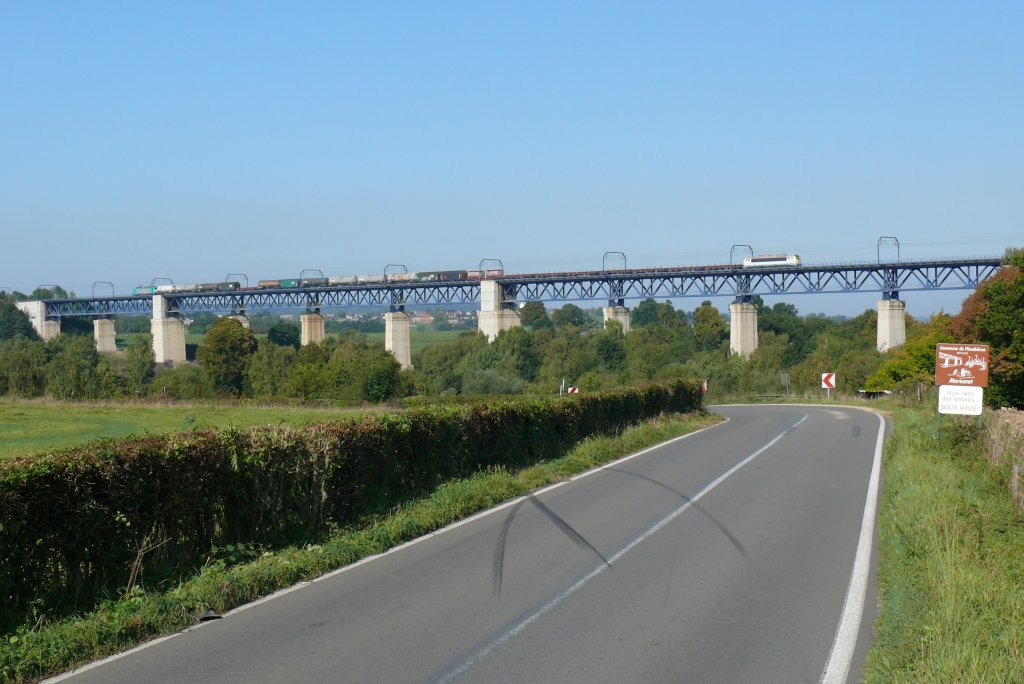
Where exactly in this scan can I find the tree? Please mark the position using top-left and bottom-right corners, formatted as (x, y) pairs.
(361, 358), (404, 402)
(0, 293), (39, 341)
(656, 301), (687, 328)
(415, 332), (488, 395)
(950, 249), (1024, 406)
(284, 362), (334, 400)
(590, 325), (627, 371)
(519, 302), (552, 329)
(45, 334), (101, 400)
(864, 316), (953, 391)
(551, 303), (591, 328)
(29, 286), (74, 300)
(492, 326), (541, 381)
(0, 337), (47, 397)
(630, 299), (660, 328)
(268, 321), (301, 349)
(693, 301), (728, 352)
(245, 340), (296, 397)
(123, 335), (156, 396)
(532, 326), (600, 391)
(196, 318), (258, 396)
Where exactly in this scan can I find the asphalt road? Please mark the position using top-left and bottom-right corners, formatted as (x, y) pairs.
(54, 405), (885, 684)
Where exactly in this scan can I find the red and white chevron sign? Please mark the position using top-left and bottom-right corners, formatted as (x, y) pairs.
(567, 387), (579, 394)
(821, 373), (835, 390)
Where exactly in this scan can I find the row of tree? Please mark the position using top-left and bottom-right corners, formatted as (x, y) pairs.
(1, 248), (1021, 407)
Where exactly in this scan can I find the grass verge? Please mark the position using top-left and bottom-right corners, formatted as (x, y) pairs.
(0, 410), (720, 682)
(864, 406), (1024, 682)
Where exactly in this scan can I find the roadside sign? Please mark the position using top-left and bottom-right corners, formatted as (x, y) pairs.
(567, 387), (579, 394)
(821, 373), (835, 390)
(938, 385), (984, 416)
(935, 344), (989, 387)
(700, 379), (708, 394)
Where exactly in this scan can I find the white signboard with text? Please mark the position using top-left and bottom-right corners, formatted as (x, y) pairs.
(938, 385), (984, 416)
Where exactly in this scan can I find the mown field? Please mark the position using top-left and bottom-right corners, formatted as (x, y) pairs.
(0, 401), (374, 461)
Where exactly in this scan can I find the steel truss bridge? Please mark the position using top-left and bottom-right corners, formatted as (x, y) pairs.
(37, 257), (1003, 318)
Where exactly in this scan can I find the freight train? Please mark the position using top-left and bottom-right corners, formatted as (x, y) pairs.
(130, 269), (505, 296)
(130, 257), (803, 296)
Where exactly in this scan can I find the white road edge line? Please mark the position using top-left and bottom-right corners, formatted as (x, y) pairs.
(435, 413), (809, 682)
(820, 412), (886, 684)
(45, 414), (729, 683)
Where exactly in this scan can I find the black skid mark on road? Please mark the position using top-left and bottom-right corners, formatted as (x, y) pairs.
(492, 499), (527, 597)
(526, 494), (615, 568)
(607, 468), (747, 559)
(491, 494), (617, 598)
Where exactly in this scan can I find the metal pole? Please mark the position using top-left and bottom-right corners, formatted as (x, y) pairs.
(92, 281), (115, 298)
(877, 236), (900, 263)
(602, 252), (627, 271)
(730, 244), (753, 265)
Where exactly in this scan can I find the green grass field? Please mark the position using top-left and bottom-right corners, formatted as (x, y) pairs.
(0, 400), (374, 461)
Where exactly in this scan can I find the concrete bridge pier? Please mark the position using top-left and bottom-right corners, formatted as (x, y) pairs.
(478, 280), (521, 342)
(300, 312), (325, 346)
(151, 294), (186, 364)
(602, 305), (631, 333)
(93, 318), (117, 353)
(729, 301), (758, 357)
(230, 315), (250, 329)
(14, 301), (61, 341)
(877, 298), (907, 352)
(385, 310), (413, 369)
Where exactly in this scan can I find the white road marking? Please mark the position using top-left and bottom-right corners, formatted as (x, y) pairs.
(436, 413), (809, 682)
(820, 412), (886, 684)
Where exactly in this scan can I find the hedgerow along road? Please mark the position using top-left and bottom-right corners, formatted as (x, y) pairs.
(54, 405), (884, 684)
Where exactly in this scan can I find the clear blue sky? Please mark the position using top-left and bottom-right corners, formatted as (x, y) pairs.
(2, 2), (1021, 316)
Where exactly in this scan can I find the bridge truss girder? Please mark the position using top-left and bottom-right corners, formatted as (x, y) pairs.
(503, 260), (1000, 304)
(35, 258), (1001, 318)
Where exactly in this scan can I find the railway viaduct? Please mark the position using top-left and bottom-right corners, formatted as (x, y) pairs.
(15, 256), (1002, 370)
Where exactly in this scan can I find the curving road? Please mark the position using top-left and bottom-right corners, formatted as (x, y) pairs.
(53, 405), (885, 684)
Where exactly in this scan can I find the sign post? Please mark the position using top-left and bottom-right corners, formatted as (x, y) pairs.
(935, 344), (989, 431)
(821, 372), (835, 400)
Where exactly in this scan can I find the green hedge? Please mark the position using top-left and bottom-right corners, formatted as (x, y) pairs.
(0, 381), (701, 633)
